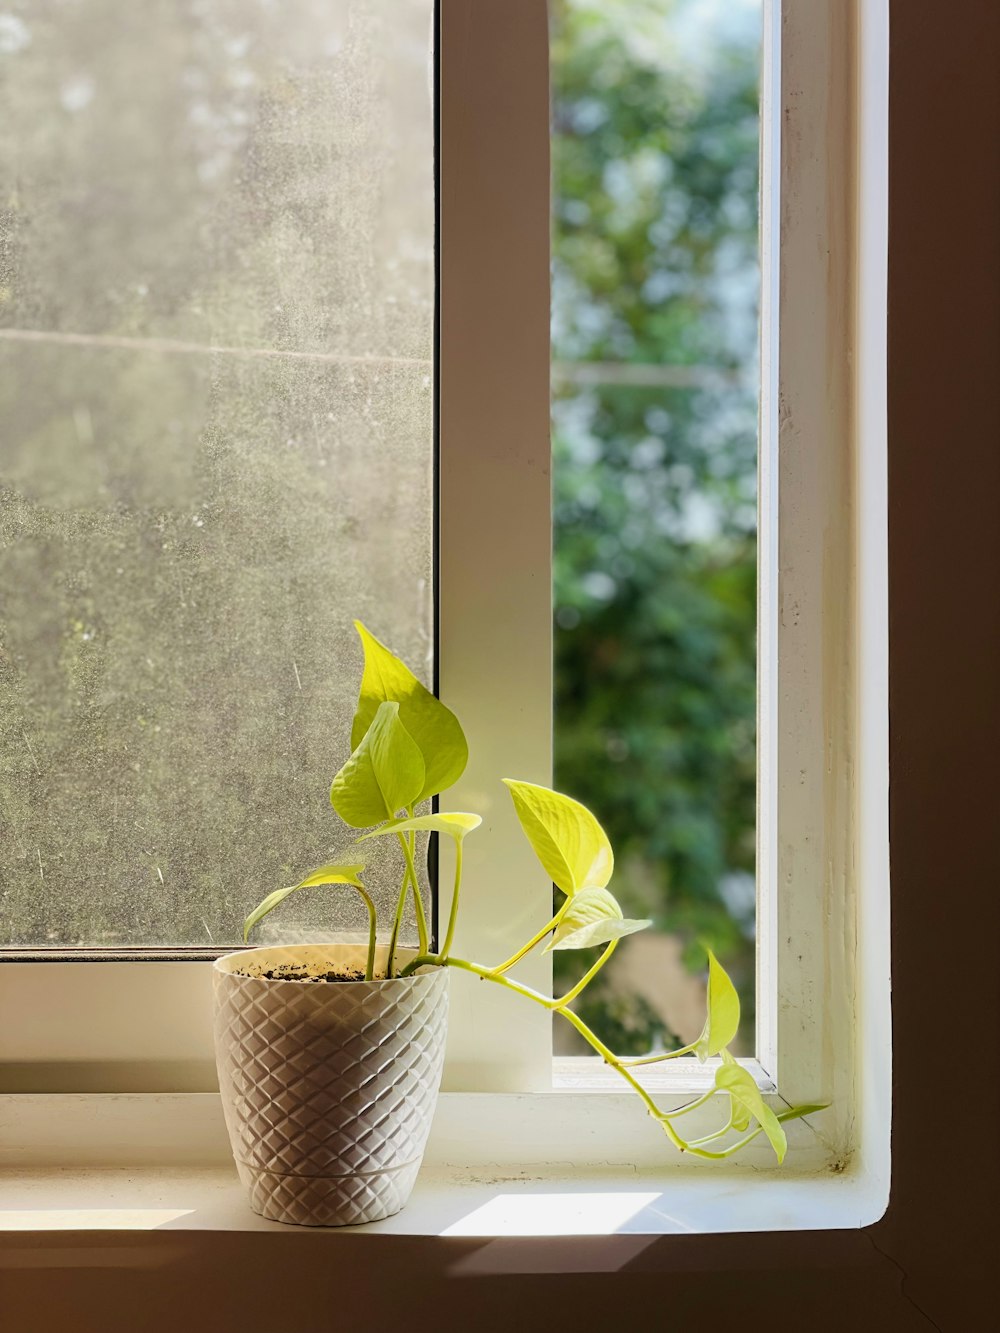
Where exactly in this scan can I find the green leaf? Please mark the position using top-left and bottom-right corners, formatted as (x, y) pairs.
(359, 812), (482, 843)
(331, 701), (425, 828)
(546, 886), (651, 951)
(694, 949), (741, 1061)
(503, 779), (614, 896)
(351, 622), (468, 802)
(720, 1049), (751, 1130)
(730, 1100), (752, 1133)
(297, 860), (367, 888)
(243, 861), (365, 942)
(714, 1061), (788, 1163)
(776, 1103), (829, 1124)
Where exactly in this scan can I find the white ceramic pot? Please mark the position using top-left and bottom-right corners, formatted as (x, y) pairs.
(213, 942), (448, 1227)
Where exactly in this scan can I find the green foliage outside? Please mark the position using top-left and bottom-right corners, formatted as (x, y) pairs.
(551, 0), (762, 1048)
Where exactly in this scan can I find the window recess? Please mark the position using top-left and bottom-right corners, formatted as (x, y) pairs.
(1, 0), (889, 1214)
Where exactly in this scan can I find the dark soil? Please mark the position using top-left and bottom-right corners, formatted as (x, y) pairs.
(248, 968), (368, 983)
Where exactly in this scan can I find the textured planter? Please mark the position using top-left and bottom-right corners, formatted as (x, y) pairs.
(213, 943), (448, 1227)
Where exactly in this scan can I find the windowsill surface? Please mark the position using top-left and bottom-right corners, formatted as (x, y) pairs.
(1, 1163), (881, 1238)
(0, 1093), (886, 1238)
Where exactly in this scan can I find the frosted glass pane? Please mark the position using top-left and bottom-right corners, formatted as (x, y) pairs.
(0, 0), (435, 948)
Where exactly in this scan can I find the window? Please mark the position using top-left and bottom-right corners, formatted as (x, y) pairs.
(550, 0), (763, 1064)
(0, 0), (436, 954)
(2, 0), (890, 1222)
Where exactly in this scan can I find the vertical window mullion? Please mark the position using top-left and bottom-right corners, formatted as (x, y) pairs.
(436, 0), (554, 1091)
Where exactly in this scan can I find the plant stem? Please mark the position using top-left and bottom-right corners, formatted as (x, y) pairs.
(354, 883), (379, 981)
(410, 827), (429, 947)
(397, 950), (733, 1159)
(440, 837), (463, 959)
(651, 1105), (811, 1159)
(552, 939), (618, 1007)
(386, 865), (410, 979)
(670, 1123), (765, 1159)
(554, 1006), (698, 1155)
(401, 939), (617, 1009)
(619, 1041), (699, 1066)
(396, 828), (428, 956)
(397, 950), (810, 1161)
(667, 1087), (717, 1118)
(400, 951), (552, 1001)
(487, 904), (567, 975)
(685, 1110), (734, 1147)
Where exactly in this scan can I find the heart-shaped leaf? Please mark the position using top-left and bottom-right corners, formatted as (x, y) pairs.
(359, 812), (482, 843)
(720, 1050), (751, 1131)
(546, 886), (651, 951)
(714, 1061), (787, 1163)
(351, 621), (468, 802)
(243, 861), (366, 941)
(503, 779), (614, 896)
(331, 701), (425, 828)
(694, 949), (741, 1061)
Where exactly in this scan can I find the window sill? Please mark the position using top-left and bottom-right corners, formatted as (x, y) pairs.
(0, 1162), (884, 1240)
(0, 1094), (887, 1238)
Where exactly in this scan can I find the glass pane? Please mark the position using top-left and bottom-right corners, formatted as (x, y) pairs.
(551, 0), (760, 1055)
(0, 0), (435, 949)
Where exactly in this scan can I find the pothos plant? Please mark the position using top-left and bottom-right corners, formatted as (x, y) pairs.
(245, 621), (823, 1163)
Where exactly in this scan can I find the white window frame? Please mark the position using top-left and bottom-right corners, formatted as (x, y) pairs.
(1, 0), (890, 1222)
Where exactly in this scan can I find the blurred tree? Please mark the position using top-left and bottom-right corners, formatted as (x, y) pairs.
(551, 0), (761, 1048)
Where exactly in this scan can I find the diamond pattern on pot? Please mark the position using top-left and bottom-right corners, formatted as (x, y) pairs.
(214, 956), (448, 1227)
(238, 1159), (423, 1228)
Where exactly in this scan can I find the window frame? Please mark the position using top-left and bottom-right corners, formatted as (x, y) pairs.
(0, 0), (890, 1216)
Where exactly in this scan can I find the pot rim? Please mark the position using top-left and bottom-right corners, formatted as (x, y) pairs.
(214, 941), (440, 987)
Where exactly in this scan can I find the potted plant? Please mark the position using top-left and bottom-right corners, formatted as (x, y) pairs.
(214, 622), (821, 1226)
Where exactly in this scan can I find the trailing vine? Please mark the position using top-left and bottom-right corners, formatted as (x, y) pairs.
(245, 622), (823, 1162)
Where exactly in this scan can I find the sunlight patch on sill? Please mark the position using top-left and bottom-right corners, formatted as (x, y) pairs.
(439, 1190), (660, 1237)
(0, 1207), (195, 1231)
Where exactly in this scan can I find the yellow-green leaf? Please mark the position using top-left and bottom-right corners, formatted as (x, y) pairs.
(359, 812), (482, 843)
(546, 886), (650, 951)
(714, 1061), (787, 1164)
(297, 860), (367, 888)
(694, 949), (741, 1061)
(503, 779), (614, 896)
(331, 701), (425, 828)
(243, 861), (365, 942)
(351, 622), (468, 802)
(776, 1103), (829, 1125)
(730, 1101), (752, 1133)
(721, 1049), (751, 1130)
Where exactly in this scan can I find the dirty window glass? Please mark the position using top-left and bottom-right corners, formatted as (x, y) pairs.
(0, 0), (435, 948)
